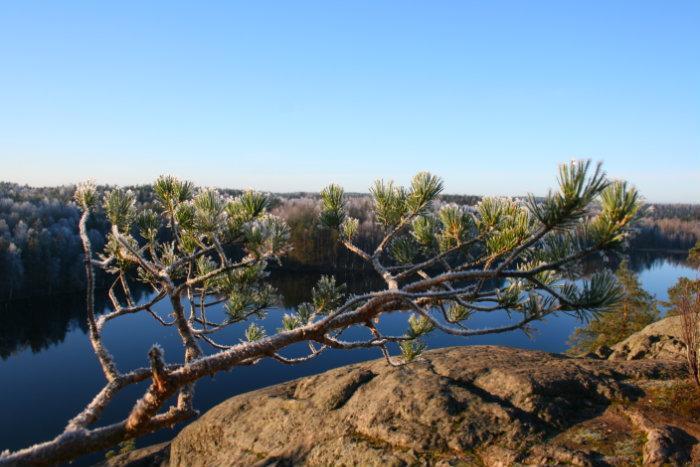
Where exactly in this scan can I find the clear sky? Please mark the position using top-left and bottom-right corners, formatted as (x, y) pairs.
(0, 1), (698, 202)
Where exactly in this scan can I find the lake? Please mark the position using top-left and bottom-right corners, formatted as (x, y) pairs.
(0, 251), (697, 464)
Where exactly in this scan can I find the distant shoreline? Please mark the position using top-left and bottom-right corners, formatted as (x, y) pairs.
(0, 248), (691, 305)
(631, 248), (689, 255)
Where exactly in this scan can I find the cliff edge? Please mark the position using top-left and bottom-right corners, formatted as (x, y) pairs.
(103, 343), (699, 466)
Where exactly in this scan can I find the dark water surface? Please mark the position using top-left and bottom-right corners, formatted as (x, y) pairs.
(0, 252), (697, 463)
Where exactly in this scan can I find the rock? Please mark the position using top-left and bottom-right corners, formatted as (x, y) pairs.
(108, 345), (699, 466)
(607, 316), (689, 361)
(626, 410), (696, 466)
(100, 442), (170, 467)
(588, 344), (613, 359)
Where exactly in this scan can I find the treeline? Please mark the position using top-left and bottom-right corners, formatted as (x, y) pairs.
(0, 182), (246, 300)
(632, 218), (700, 252)
(0, 183), (99, 300)
(0, 182), (697, 301)
(630, 203), (700, 251)
(645, 203), (700, 221)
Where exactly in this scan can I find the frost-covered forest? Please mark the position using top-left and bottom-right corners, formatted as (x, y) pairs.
(0, 181), (698, 301)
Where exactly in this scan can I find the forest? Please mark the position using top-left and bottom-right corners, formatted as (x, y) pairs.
(0, 181), (698, 301)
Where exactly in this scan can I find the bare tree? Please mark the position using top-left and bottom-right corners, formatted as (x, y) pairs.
(1, 161), (642, 465)
(677, 281), (700, 387)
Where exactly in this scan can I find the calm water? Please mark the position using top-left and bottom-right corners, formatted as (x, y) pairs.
(0, 252), (697, 464)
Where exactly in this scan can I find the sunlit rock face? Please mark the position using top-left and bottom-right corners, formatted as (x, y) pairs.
(606, 316), (689, 361)
(104, 344), (700, 466)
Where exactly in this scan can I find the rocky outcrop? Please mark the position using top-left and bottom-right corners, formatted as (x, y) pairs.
(606, 316), (688, 361)
(103, 443), (170, 467)
(104, 345), (700, 466)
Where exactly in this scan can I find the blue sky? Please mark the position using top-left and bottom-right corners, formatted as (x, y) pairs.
(0, 1), (698, 202)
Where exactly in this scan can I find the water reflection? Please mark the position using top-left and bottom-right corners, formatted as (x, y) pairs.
(0, 295), (88, 359)
(1, 252), (692, 361)
(0, 288), (152, 360)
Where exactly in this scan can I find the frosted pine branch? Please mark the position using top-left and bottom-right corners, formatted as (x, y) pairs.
(1, 161), (643, 465)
